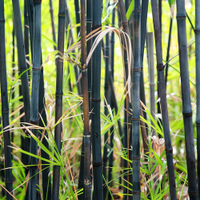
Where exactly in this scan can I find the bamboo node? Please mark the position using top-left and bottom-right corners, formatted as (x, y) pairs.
(83, 135), (90, 138)
(132, 156), (140, 160)
(132, 68), (141, 72)
(81, 68), (87, 72)
(92, 24), (102, 30)
(121, 21), (128, 26)
(86, 19), (92, 23)
(90, 98), (101, 102)
(56, 92), (63, 97)
(30, 120), (39, 125)
(2, 109), (9, 114)
(58, 13), (65, 18)
(183, 111), (192, 117)
(4, 180), (13, 183)
(196, 123), (200, 127)
(188, 191), (198, 195)
(32, 67), (41, 71)
(32, 0), (42, 2)
(157, 63), (164, 71)
(165, 148), (173, 153)
(132, 191), (140, 194)
(133, 10), (141, 13)
(176, 15), (186, 19)
(93, 161), (102, 166)
(131, 118), (140, 121)
(0, 19), (5, 22)
(194, 29), (200, 33)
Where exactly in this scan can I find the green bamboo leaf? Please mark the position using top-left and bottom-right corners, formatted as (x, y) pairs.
(167, 0), (175, 7)
(42, 33), (57, 47)
(102, 176), (114, 200)
(126, 0), (134, 20)
(10, 146), (59, 165)
(186, 11), (195, 31)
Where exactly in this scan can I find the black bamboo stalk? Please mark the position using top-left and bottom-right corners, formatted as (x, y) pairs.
(131, 1), (141, 199)
(195, 0), (200, 197)
(165, 17), (173, 88)
(158, 0), (162, 41)
(80, 0), (91, 198)
(65, 0), (81, 95)
(64, 2), (73, 93)
(74, 0), (81, 37)
(0, 1), (13, 199)
(11, 21), (15, 144)
(26, 0), (34, 47)
(78, 0), (92, 196)
(39, 68), (52, 200)
(21, 0), (30, 177)
(28, 1), (42, 199)
(140, 0), (149, 136)
(139, 107), (148, 155)
(151, 1), (177, 198)
(12, 0), (30, 122)
(53, 0), (65, 199)
(74, 0), (82, 95)
(26, 0), (51, 198)
(176, 1), (198, 199)
(103, 2), (110, 199)
(124, 2), (131, 197)
(78, 144), (84, 200)
(49, 0), (56, 51)
(108, 6), (115, 190)
(86, 0), (92, 104)
(117, 0), (131, 195)
(91, 0), (103, 199)
(147, 32), (156, 136)
(120, 1), (130, 196)
(157, 0), (162, 135)
(24, 0), (29, 65)
(12, 0), (31, 182)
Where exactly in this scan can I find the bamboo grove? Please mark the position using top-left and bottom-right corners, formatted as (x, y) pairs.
(1, 0), (200, 199)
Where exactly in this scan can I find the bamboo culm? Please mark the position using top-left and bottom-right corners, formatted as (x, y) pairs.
(74, 0), (81, 37)
(117, 0), (132, 195)
(103, 2), (110, 199)
(86, 0), (92, 104)
(0, 1), (13, 199)
(108, 6), (115, 190)
(26, 0), (51, 198)
(11, 19), (15, 143)
(151, 1), (177, 199)
(91, 0), (103, 199)
(195, 0), (200, 197)
(165, 17), (173, 88)
(12, 0), (30, 123)
(119, 1), (130, 196)
(78, 1), (92, 197)
(52, 0), (65, 199)
(131, 1), (141, 199)
(140, 0), (149, 136)
(29, 1), (42, 199)
(49, 0), (56, 50)
(176, 1), (198, 199)
(147, 32), (156, 136)
(65, 0), (81, 95)
(80, 1), (91, 199)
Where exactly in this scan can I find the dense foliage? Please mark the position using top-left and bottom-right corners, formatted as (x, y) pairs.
(0, 0), (199, 199)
